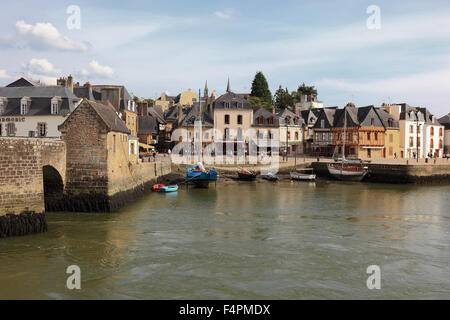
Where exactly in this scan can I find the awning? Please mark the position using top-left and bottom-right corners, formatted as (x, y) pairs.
(139, 142), (154, 150)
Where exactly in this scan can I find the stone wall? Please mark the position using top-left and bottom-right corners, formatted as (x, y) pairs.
(0, 137), (65, 237)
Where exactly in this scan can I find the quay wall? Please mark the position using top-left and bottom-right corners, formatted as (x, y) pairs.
(311, 161), (450, 183)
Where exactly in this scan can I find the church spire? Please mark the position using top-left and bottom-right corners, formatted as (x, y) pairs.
(204, 80), (209, 98)
(226, 77), (231, 93)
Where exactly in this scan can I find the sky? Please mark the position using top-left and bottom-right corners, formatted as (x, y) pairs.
(0, 0), (449, 116)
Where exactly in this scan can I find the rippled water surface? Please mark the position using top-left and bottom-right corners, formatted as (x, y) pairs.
(1, 180), (449, 299)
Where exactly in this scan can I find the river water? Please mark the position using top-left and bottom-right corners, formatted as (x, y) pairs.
(1, 180), (449, 299)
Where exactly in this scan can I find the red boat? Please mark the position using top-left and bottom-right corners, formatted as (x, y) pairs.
(152, 184), (165, 191)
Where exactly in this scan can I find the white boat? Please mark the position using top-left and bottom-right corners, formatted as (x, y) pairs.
(290, 168), (316, 181)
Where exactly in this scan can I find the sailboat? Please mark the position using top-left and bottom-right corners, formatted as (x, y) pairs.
(327, 108), (368, 181)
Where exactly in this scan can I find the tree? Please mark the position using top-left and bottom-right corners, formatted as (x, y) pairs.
(274, 86), (293, 109)
(250, 71), (272, 104)
(249, 96), (272, 110)
(297, 83), (317, 96)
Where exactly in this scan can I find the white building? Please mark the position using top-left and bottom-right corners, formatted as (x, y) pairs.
(0, 81), (78, 139)
(398, 104), (444, 158)
(295, 94), (324, 111)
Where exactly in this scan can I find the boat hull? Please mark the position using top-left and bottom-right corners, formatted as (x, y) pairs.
(237, 172), (257, 181)
(327, 164), (368, 181)
(290, 172), (316, 181)
(186, 166), (219, 188)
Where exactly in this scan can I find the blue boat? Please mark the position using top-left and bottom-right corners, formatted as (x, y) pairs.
(186, 163), (219, 188)
(158, 185), (178, 192)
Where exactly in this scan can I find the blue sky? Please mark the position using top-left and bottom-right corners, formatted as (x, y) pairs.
(0, 0), (449, 116)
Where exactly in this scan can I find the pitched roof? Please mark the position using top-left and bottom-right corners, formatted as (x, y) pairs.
(375, 107), (400, 129)
(253, 108), (280, 127)
(138, 117), (159, 135)
(213, 91), (252, 110)
(174, 106), (213, 128)
(6, 77), (45, 87)
(84, 99), (130, 133)
(439, 115), (450, 130)
(0, 86), (76, 116)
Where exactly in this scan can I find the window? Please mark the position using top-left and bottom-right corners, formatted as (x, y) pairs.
(268, 117), (274, 125)
(225, 114), (230, 124)
(237, 115), (243, 125)
(130, 142), (135, 154)
(389, 147), (393, 156)
(7, 123), (15, 136)
(367, 132), (370, 140)
(371, 118), (375, 126)
(295, 132), (299, 140)
(410, 125), (414, 134)
(439, 128), (443, 136)
(28, 131), (35, 137)
(0, 124), (2, 136)
(51, 97), (60, 115)
(224, 128), (230, 139)
(21, 102), (28, 115)
(388, 119), (393, 127)
(112, 134), (116, 152)
(38, 123), (46, 137)
(430, 138), (434, 148)
(439, 139), (442, 149)
(258, 116), (264, 124)
(389, 134), (393, 143)
(237, 128), (243, 140)
(374, 132), (378, 141)
(321, 120), (324, 128)
(430, 127), (434, 135)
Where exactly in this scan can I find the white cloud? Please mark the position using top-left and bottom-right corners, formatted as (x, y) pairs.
(214, 9), (235, 20)
(80, 60), (115, 79)
(0, 69), (9, 79)
(15, 20), (89, 51)
(318, 68), (450, 114)
(25, 58), (61, 76)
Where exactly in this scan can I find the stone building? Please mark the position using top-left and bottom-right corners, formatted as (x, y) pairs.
(58, 99), (131, 210)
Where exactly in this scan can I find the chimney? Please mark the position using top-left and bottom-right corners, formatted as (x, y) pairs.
(294, 104), (299, 116)
(84, 81), (92, 99)
(67, 75), (74, 93)
(178, 105), (183, 124)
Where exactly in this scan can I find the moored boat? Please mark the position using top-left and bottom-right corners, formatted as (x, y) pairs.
(327, 163), (368, 181)
(186, 162), (219, 188)
(237, 167), (257, 181)
(290, 169), (316, 181)
(262, 172), (279, 181)
(158, 185), (179, 192)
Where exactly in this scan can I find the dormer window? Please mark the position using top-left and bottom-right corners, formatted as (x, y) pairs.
(20, 97), (30, 115)
(51, 97), (61, 115)
(321, 120), (325, 128)
(127, 100), (131, 111)
(132, 101), (136, 112)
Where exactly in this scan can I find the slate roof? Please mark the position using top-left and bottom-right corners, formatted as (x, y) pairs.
(439, 114), (450, 130)
(276, 108), (304, 126)
(138, 117), (159, 135)
(0, 86), (76, 116)
(148, 106), (166, 124)
(333, 105), (384, 128)
(6, 77), (45, 87)
(375, 107), (400, 129)
(253, 108), (280, 127)
(213, 91), (252, 110)
(85, 100), (130, 133)
(313, 108), (337, 129)
(173, 107), (213, 128)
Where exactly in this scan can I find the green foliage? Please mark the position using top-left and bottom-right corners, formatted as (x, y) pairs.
(274, 86), (293, 109)
(249, 96), (272, 110)
(250, 71), (272, 104)
(296, 83), (317, 97)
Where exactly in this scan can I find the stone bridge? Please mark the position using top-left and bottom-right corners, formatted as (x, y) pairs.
(0, 137), (66, 237)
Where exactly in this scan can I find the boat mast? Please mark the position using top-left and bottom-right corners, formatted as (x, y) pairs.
(342, 108), (347, 168)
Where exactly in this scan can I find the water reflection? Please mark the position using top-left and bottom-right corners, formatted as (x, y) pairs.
(0, 181), (449, 299)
